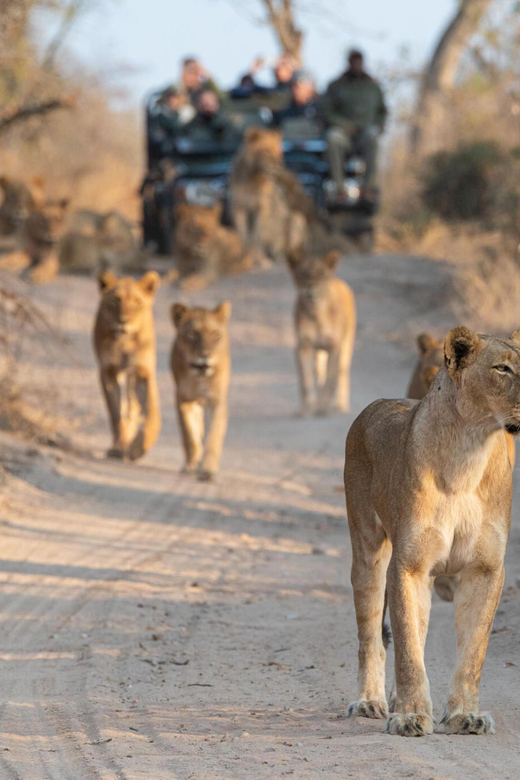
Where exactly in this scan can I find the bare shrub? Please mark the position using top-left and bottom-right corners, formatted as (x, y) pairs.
(0, 271), (78, 444)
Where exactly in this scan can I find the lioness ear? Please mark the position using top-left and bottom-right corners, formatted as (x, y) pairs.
(444, 327), (481, 375)
(214, 302), (231, 322)
(139, 271), (160, 297)
(417, 333), (436, 355)
(510, 329), (520, 347)
(322, 250), (340, 271)
(171, 303), (188, 328)
(97, 270), (118, 292)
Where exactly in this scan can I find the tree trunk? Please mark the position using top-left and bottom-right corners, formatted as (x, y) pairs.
(411, 0), (491, 155)
(262, 0), (303, 64)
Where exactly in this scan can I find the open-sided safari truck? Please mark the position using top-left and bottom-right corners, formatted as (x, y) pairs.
(141, 90), (377, 255)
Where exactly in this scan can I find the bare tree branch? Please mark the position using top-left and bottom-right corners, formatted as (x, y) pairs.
(0, 97), (73, 134)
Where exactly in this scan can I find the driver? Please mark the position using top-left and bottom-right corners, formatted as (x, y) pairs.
(322, 49), (387, 198)
(183, 89), (235, 143)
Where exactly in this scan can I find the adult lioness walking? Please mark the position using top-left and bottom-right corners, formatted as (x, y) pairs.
(94, 271), (161, 460)
(345, 327), (520, 736)
(230, 127), (313, 265)
(170, 302), (231, 481)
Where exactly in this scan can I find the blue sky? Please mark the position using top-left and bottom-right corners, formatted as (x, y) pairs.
(57, 0), (456, 103)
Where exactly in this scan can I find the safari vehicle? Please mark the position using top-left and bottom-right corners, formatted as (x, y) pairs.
(141, 90), (377, 255)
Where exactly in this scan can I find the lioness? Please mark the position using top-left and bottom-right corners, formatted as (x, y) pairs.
(287, 249), (356, 415)
(60, 209), (141, 274)
(0, 175), (44, 236)
(407, 333), (444, 400)
(174, 203), (251, 289)
(408, 331), (515, 468)
(171, 302), (231, 481)
(94, 271), (161, 460)
(345, 327), (520, 736)
(229, 127), (313, 265)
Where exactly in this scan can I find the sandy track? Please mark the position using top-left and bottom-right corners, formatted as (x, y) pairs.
(0, 255), (519, 779)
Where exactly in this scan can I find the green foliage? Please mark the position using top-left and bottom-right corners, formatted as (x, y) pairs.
(421, 141), (507, 222)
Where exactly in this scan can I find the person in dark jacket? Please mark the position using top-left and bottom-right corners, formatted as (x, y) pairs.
(322, 49), (387, 194)
(272, 72), (319, 126)
(182, 89), (236, 144)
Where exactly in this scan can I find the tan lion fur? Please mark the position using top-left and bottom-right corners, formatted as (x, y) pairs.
(229, 127), (315, 265)
(345, 327), (520, 737)
(60, 209), (142, 274)
(287, 249), (356, 416)
(0, 175), (44, 236)
(93, 271), (161, 461)
(170, 302), (231, 481)
(174, 203), (251, 290)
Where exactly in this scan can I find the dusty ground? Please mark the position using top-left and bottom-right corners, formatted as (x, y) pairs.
(0, 254), (519, 779)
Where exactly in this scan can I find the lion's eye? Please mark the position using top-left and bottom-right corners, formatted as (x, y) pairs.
(494, 364), (513, 374)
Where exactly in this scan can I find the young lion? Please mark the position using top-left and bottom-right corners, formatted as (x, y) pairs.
(229, 127), (313, 265)
(406, 333), (444, 400)
(93, 271), (161, 460)
(170, 302), (231, 481)
(174, 203), (251, 289)
(345, 327), (520, 737)
(287, 250), (356, 416)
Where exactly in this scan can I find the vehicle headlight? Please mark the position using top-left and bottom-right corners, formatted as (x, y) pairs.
(177, 179), (225, 206)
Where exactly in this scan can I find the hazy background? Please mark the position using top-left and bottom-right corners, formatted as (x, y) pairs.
(55, 0), (455, 101)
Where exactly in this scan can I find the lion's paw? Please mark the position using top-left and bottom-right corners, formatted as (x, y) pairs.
(441, 711), (495, 735)
(107, 447), (125, 460)
(198, 469), (216, 483)
(346, 699), (388, 719)
(384, 713), (433, 737)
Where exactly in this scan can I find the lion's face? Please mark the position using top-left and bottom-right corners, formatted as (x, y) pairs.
(445, 328), (520, 434)
(97, 271), (160, 336)
(288, 251), (340, 290)
(172, 302), (231, 376)
(243, 127), (283, 161)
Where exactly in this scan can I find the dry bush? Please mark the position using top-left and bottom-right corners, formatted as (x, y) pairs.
(0, 271), (79, 444)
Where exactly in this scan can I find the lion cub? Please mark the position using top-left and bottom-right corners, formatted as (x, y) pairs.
(287, 250), (356, 415)
(94, 271), (161, 460)
(174, 203), (251, 289)
(171, 302), (231, 481)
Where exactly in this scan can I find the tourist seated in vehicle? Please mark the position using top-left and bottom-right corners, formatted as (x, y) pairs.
(178, 57), (221, 105)
(272, 71), (319, 127)
(157, 87), (195, 136)
(182, 89), (237, 144)
(322, 49), (387, 198)
(230, 54), (298, 102)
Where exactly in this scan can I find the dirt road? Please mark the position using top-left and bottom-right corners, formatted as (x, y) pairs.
(0, 255), (519, 779)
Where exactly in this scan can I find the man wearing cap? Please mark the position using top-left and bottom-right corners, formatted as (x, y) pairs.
(322, 50), (387, 197)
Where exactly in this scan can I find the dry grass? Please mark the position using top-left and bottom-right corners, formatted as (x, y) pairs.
(0, 271), (79, 445)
